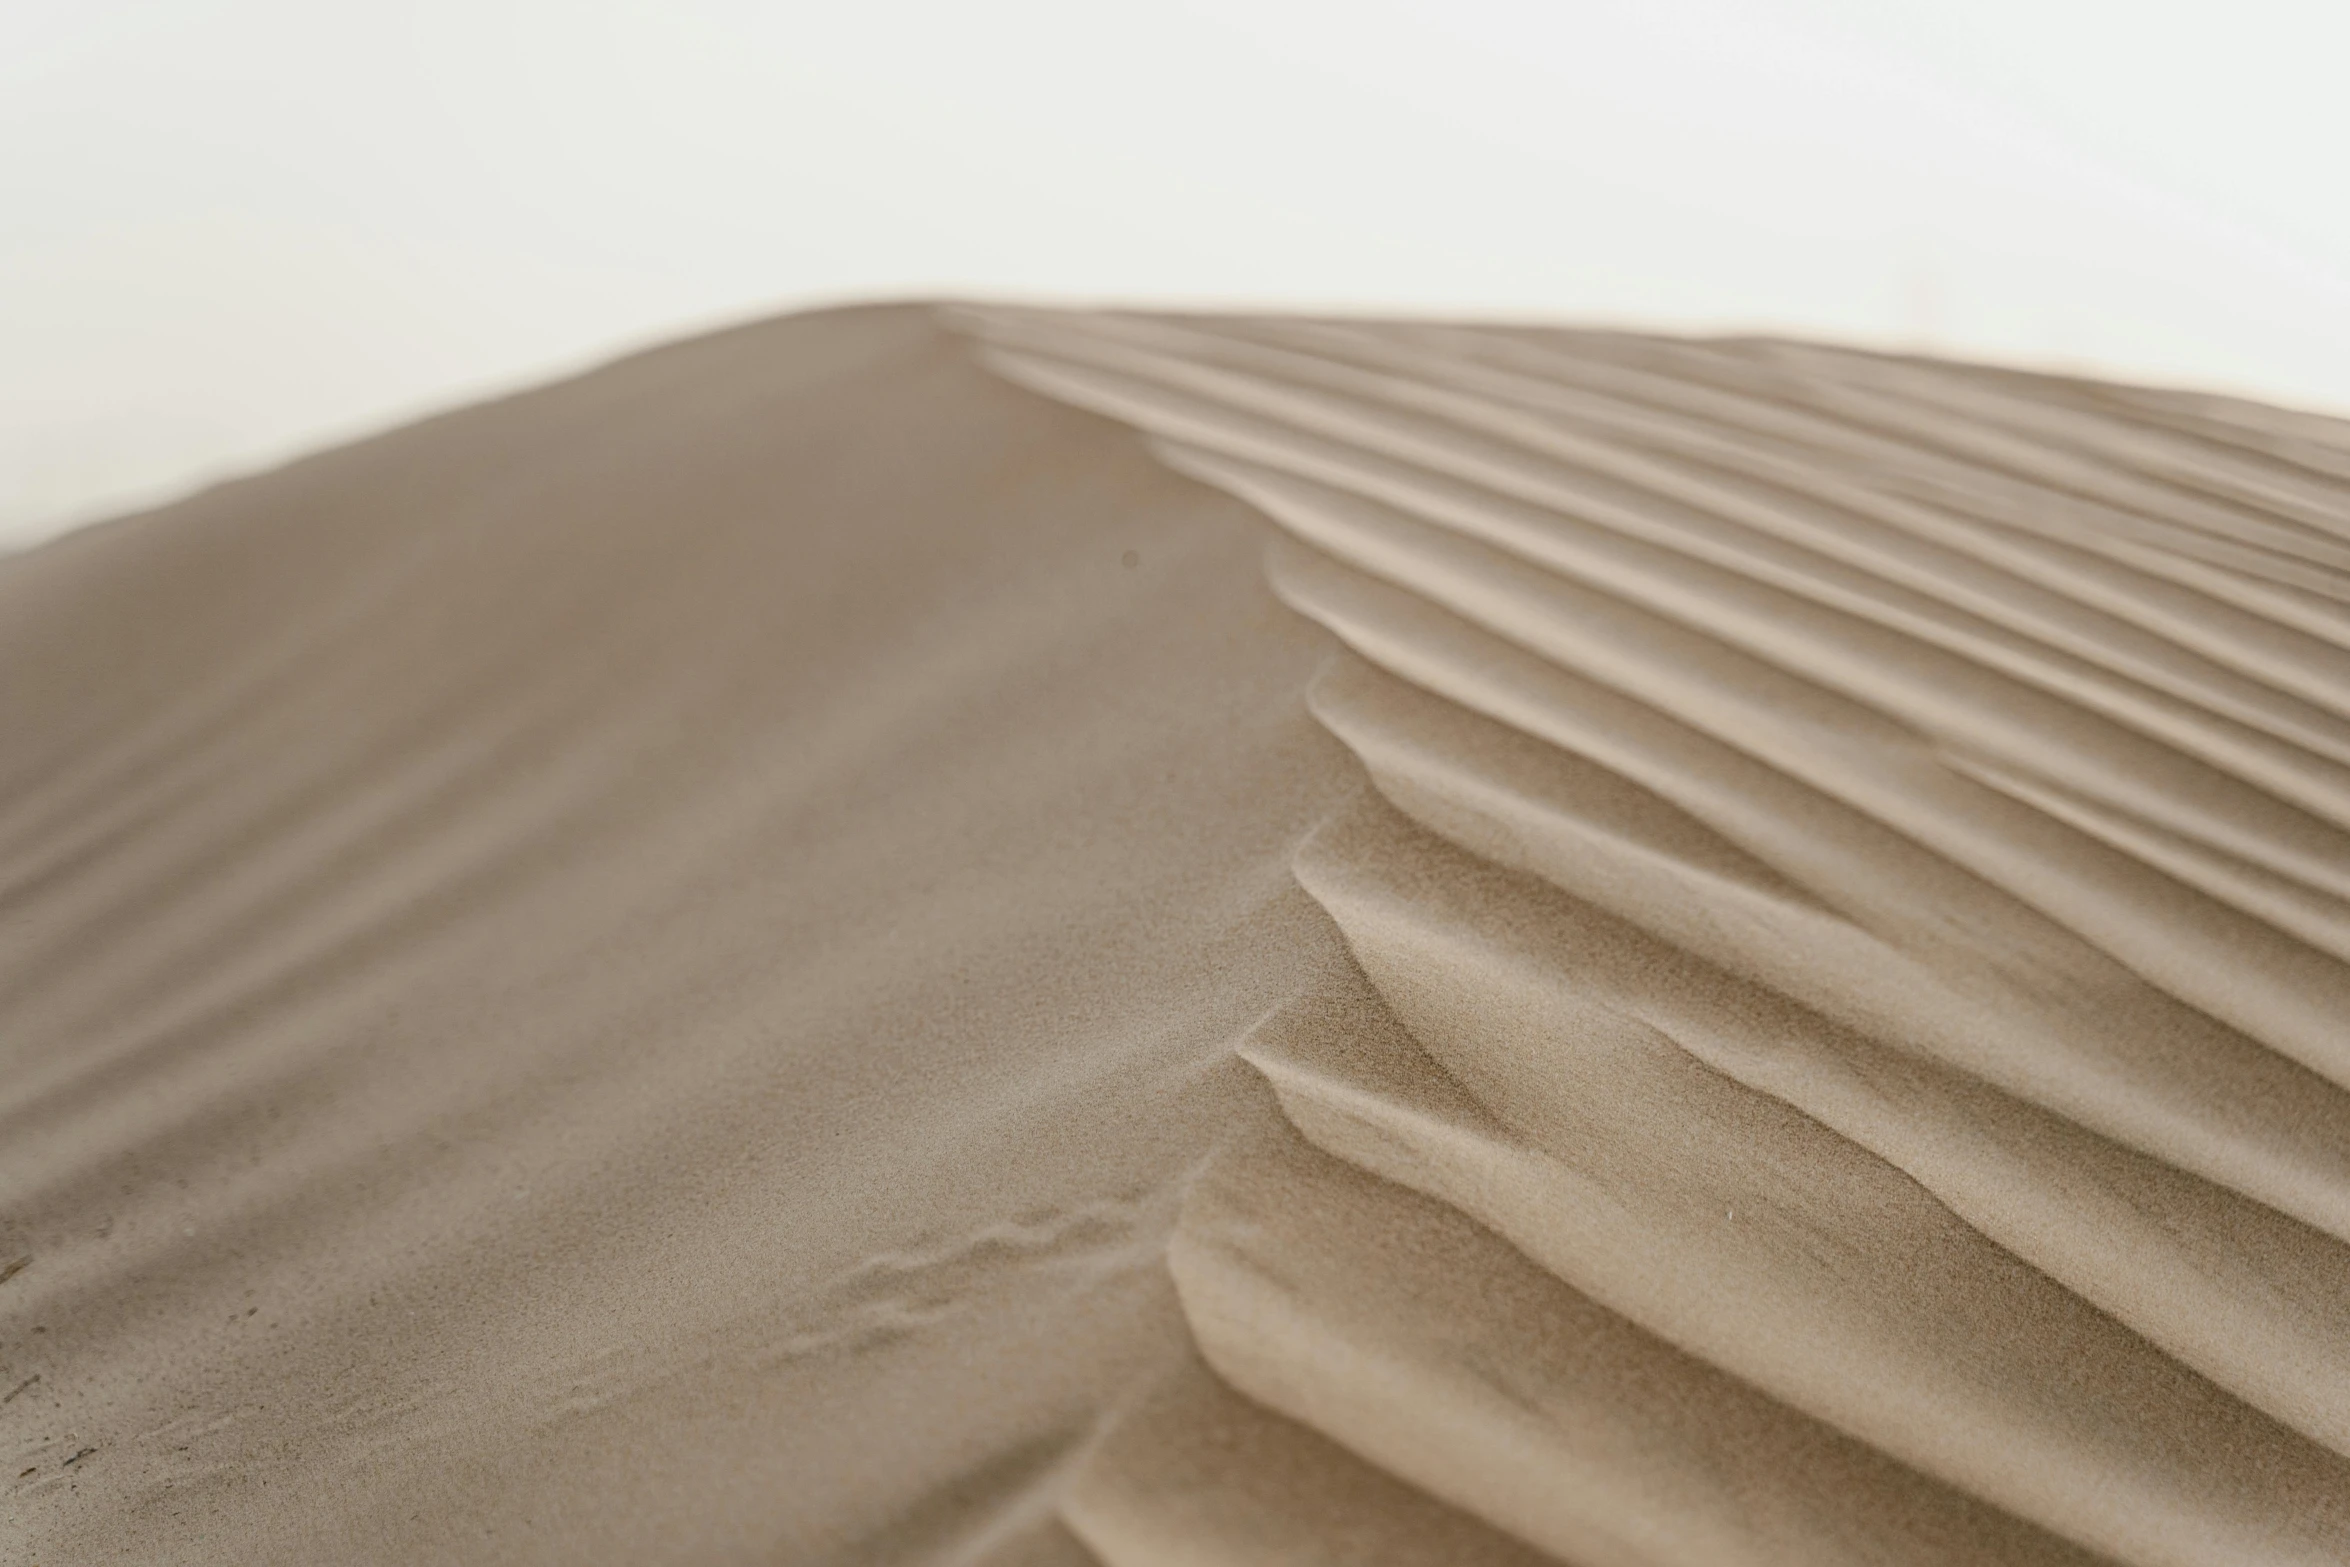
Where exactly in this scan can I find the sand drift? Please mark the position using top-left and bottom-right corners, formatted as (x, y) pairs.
(6, 303), (2348, 1563)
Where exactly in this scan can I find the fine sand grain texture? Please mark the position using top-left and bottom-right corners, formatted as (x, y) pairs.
(8, 300), (2350, 1563)
(0, 304), (1360, 1563)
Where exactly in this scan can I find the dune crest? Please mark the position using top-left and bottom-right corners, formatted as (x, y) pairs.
(11, 301), (2349, 1561)
(955, 306), (2350, 1565)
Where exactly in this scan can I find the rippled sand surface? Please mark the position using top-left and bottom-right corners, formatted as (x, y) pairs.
(8, 302), (2348, 1563)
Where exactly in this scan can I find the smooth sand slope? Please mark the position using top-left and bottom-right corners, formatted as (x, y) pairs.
(6, 302), (2350, 1564)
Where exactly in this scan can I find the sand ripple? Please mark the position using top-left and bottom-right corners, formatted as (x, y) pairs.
(958, 307), (2350, 1566)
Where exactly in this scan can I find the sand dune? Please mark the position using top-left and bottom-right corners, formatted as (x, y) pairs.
(7, 301), (2349, 1562)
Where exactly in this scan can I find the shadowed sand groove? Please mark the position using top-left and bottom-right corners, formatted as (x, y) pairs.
(949, 306), (2350, 1565)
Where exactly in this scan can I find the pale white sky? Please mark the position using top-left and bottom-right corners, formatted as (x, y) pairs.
(6, 0), (2347, 548)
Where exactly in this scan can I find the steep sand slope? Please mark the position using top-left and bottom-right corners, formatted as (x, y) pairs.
(8, 301), (2350, 1564)
(0, 305), (1359, 1563)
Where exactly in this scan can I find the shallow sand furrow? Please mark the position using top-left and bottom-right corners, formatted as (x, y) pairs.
(1015, 313), (2350, 789)
(1066, 308), (2347, 590)
(1947, 748), (2350, 963)
(1647, 338), (2350, 544)
(1428, 323), (2350, 607)
(2071, 382), (2350, 498)
(1265, 540), (2350, 1230)
(1289, 739), (2350, 1453)
(1225, 462), (2350, 1075)
(1256, 800), (2350, 1564)
(1268, 531), (2350, 1213)
(1165, 1071), (2112, 1566)
(972, 324), (2350, 905)
(1731, 340), (2350, 557)
(1576, 335), (2350, 581)
(1196, 315), (2350, 738)
(976, 318), (2350, 854)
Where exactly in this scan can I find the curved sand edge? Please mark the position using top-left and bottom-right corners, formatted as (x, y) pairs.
(951, 305), (2350, 1565)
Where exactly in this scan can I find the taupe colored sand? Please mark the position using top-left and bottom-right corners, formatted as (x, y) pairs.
(7, 302), (2349, 1564)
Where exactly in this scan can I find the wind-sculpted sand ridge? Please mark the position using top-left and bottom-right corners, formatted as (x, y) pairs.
(953, 306), (2350, 1564)
(13, 301), (2350, 1561)
(1175, 1027), (2110, 1567)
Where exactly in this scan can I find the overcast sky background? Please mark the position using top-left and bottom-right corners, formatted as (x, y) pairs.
(6, 0), (2348, 549)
